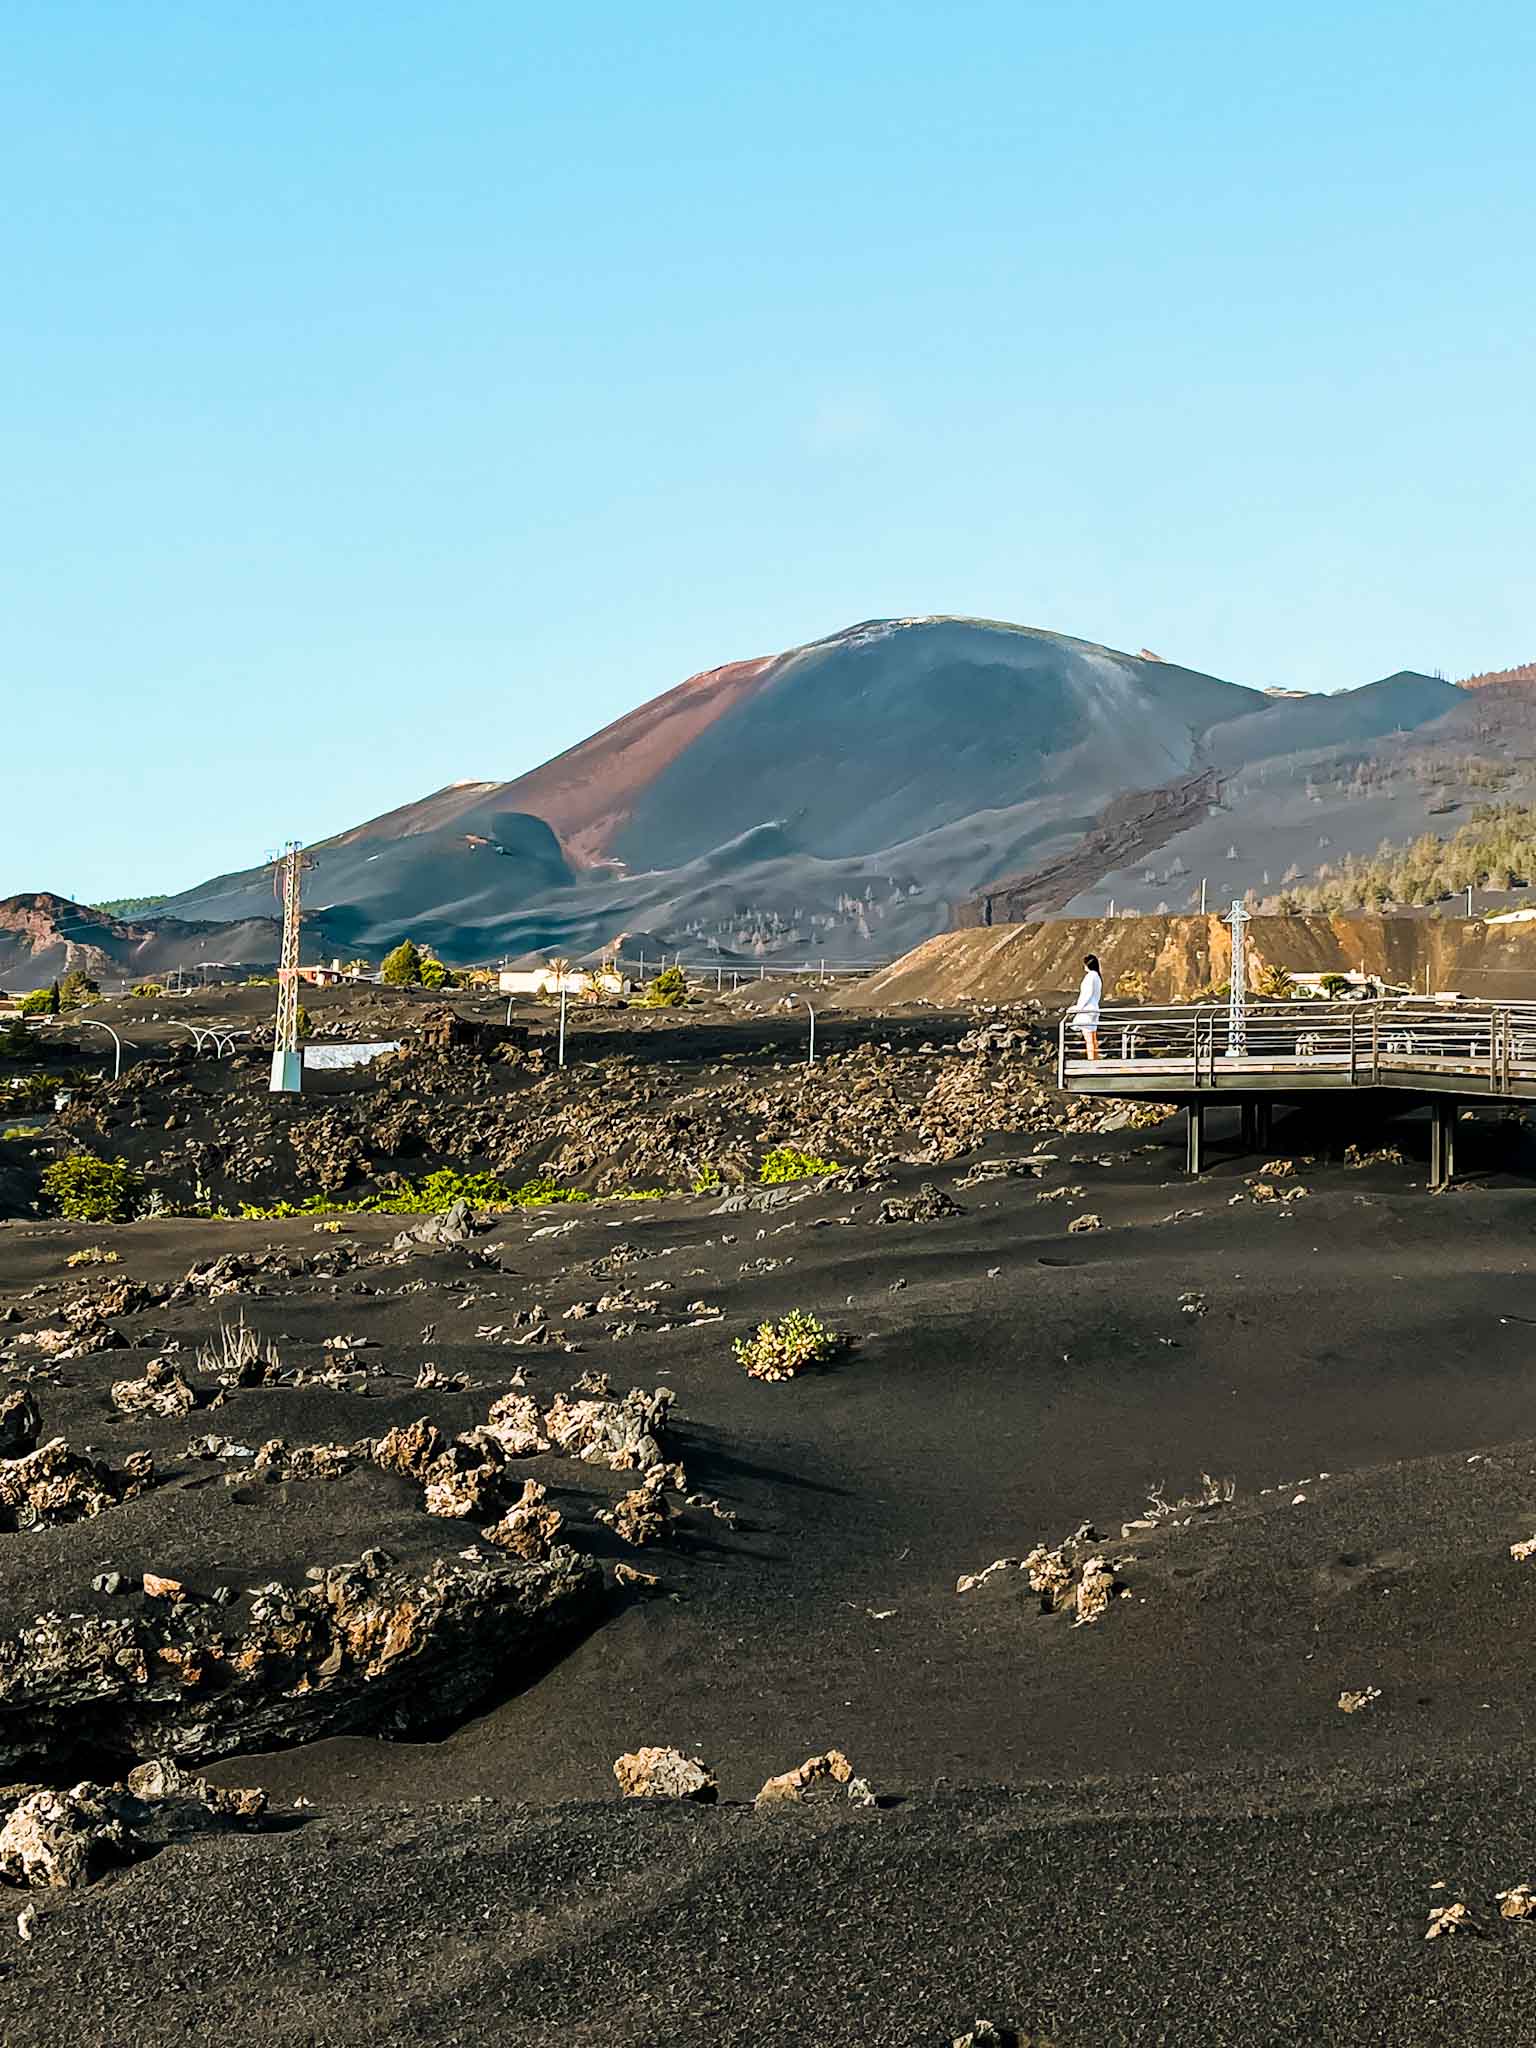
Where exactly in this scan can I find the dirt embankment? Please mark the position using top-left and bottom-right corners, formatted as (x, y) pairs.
(862, 914), (1536, 1005)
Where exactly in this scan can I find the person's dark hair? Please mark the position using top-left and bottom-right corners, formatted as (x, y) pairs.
(1083, 954), (1100, 973)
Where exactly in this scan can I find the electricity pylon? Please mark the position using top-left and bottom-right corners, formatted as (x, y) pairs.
(1225, 896), (1250, 1058)
(269, 841), (310, 1093)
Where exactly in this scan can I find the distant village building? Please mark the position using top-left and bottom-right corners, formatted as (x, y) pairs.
(299, 958), (373, 987)
(498, 964), (625, 999)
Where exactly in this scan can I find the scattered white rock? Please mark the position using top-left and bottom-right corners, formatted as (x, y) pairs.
(1337, 1687), (1381, 1714)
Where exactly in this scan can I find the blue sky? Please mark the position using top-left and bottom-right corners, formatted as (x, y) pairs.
(4, 0), (1533, 901)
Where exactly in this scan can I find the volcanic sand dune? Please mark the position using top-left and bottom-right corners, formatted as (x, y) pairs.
(7, 1014), (1536, 2039)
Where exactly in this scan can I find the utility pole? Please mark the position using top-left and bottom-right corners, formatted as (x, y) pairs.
(1200, 878), (1208, 915)
(270, 841), (308, 1094)
(1225, 897), (1250, 1058)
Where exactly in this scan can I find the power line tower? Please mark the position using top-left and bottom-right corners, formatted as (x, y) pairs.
(269, 841), (311, 1094)
(1225, 896), (1250, 1058)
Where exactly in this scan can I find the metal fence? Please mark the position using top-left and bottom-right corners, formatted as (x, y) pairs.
(1058, 999), (1536, 1093)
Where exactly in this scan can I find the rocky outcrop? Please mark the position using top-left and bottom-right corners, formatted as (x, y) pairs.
(0, 1545), (603, 1771)
(754, 1749), (856, 1806)
(0, 1763), (267, 1889)
(0, 1438), (153, 1532)
(612, 1747), (717, 1802)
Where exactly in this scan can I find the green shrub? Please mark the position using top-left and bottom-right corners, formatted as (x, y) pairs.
(1319, 973), (1353, 998)
(130, 981), (164, 998)
(41, 1153), (142, 1221)
(734, 1310), (845, 1382)
(693, 1163), (722, 1193)
(238, 1168), (597, 1220)
(1254, 962), (1295, 1000)
(760, 1146), (840, 1184)
(1, 1071), (63, 1107)
(640, 965), (688, 1008)
(418, 955), (455, 989)
(380, 940), (422, 987)
(17, 990), (54, 1016)
(295, 1003), (312, 1040)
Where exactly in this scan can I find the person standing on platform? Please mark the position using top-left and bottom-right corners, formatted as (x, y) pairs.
(1073, 954), (1103, 1060)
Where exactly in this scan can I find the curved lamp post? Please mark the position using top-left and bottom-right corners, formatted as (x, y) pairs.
(53, 1017), (127, 1082)
(789, 992), (817, 1067)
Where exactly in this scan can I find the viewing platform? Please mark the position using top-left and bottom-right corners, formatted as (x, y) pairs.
(1057, 999), (1536, 1185)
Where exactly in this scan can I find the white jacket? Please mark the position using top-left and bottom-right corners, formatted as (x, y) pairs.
(1072, 969), (1102, 1027)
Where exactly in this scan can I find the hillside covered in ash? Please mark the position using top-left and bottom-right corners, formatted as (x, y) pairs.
(17, 617), (1496, 972)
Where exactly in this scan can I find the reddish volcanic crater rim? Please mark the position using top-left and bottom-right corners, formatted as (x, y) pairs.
(493, 653), (780, 868)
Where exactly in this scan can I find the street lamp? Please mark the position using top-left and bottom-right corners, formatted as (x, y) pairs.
(548, 957), (572, 1069)
(789, 991), (816, 1066)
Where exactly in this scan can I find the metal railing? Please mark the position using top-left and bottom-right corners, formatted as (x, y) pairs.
(1057, 999), (1536, 1094)
(614, 957), (892, 986)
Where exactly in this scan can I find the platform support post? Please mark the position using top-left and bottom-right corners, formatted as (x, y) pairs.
(1186, 1099), (1205, 1176)
(1255, 1099), (1273, 1148)
(1239, 1100), (1257, 1152)
(1430, 1098), (1457, 1189)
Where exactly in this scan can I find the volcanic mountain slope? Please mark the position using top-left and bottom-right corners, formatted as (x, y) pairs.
(0, 894), (289, 991)
(155, 801), (574, 960)
(142, 618), (1464, 963)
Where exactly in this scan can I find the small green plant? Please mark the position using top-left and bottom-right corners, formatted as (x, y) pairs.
(1318, 973), (1354, 998)
(693, 1163), (722, 1193)
(380, 939), (423, 987)
(16, 990), (54, 1016)
(733, 1310), (845, 1382)
(418, 954), (455, 989)
(130, 980), (165, 998)
(640, 964), (688, 1008)
(760, 1146), (840, 1184)
(41, 1153), (142, 1221)
(295, 1003), (312, 1040)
